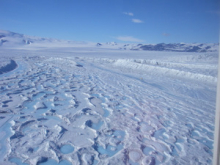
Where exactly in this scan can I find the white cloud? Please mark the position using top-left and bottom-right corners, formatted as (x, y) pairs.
(116, 36), (144, 42)
(123, 12), (144, 23)
(132, 19), (143, 23)
(123, 12), (134, 16)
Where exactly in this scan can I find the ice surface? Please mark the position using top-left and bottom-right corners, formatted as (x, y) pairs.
(60, 144), (74, 154)
(38, 159), (72, 165)
(0, 46), (217, 164)
(9, 158), (29, 165)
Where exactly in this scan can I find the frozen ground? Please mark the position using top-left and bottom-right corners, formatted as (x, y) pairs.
(0, 47), (218, 165)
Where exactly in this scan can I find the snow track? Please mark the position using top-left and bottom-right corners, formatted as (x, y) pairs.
(0, 50), (217, 165)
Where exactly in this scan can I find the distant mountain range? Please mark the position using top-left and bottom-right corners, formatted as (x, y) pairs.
(97, 42), (219, 52)
(0, 30), (218, 52)
(0, 30), (87, 48)
(0, 30), (45, 46)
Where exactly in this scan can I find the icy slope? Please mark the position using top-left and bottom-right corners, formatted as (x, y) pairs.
(0, 30), (90, 49)
(0, 48), (218, 165)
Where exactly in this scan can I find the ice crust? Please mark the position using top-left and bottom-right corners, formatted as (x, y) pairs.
(0, 47), (217, 165)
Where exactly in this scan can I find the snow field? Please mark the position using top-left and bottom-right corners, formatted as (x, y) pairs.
(0, 49), (217, 165)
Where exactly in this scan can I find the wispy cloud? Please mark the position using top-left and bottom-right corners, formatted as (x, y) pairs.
(123, 12), (144, 24)
(116, 36), (144, 42)
(162, 33), (170, 37)
(123, 12), (134, 16)
(132, 19), (144, 23)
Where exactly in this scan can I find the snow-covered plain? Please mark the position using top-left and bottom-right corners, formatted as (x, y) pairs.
(0, 43), (218, 165)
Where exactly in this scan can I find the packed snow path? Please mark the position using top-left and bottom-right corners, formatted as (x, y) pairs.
(0, 51), (217, 165)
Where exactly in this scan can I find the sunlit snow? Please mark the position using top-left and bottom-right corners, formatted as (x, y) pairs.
(0, 32), (218, 164)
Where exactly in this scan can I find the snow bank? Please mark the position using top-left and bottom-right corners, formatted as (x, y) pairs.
(113, 59), (217, 83)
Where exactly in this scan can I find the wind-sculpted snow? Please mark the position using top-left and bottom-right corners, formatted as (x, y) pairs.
(0, 50), (217, 165)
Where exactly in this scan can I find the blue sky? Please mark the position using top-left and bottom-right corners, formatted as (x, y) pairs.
(0, 0), (219, 43)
